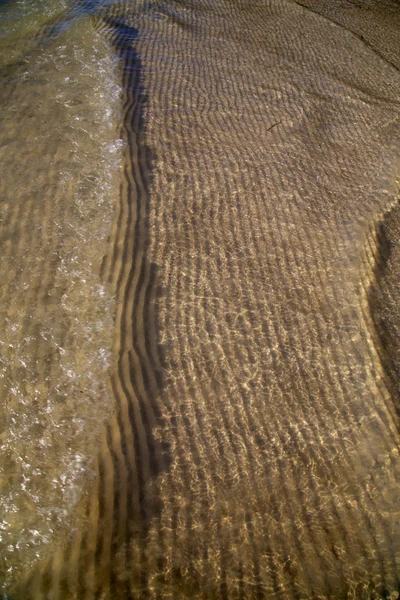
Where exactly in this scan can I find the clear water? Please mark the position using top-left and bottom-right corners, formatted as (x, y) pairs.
(1, 1), (400, 597)
(0, 0), (122, 586)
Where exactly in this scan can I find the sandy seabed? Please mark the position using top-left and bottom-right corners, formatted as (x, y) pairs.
(1, 0), (400, 598)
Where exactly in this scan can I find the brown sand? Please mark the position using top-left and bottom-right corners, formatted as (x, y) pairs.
(5, 0), (400, 597)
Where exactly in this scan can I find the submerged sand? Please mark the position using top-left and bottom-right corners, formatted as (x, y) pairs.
(1, 0), (400, 598)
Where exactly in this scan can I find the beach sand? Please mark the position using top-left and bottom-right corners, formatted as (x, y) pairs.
(1, 0), (400, 597)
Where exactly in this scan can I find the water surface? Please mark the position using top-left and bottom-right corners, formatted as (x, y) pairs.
(1, 1), (400, 598)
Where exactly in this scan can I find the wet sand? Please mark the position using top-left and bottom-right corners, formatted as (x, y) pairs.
(1, 0), (400, 598)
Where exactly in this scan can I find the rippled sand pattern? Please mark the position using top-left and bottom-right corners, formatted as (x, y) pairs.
(3, 0), (400, 598)
(0, 9), (121, 586)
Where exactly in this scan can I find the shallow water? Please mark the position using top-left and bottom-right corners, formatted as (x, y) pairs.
(1, 1), (400, 598)
(0, 0), (122, 585)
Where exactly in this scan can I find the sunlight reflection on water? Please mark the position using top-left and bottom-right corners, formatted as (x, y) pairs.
(0, 2), (122, 586)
